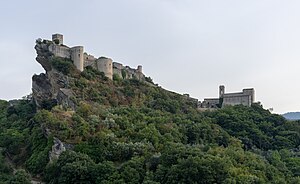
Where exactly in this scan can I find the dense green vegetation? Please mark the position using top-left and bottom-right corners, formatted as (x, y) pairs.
(0, 100), (34, 183)
(0, 66), (299, 183)
(51, 57), (76, 75)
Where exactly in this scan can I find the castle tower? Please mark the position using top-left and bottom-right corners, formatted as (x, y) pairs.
(219, 85), (225, 98)
(136, 65), (144, 80)
(243, 88), (255, 106)
(52, 34), (63, 44)
(70, 46), (84, 72)
(96, 57), (113, 79)
(137, 65), (143, 73)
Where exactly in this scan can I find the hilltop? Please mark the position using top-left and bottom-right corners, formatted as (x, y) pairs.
(0, 35), (299, 183)
(283, 112), (300, 120)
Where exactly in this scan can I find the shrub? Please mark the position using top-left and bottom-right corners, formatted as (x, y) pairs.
(40, 99), (57, 110)
(81, 66), (108, 81)
(53, 39), (60, 45)
(145, 76), (154, 84)
(8, 169), (31, 184)
(51, 57), (75, 75)
(121, 69), (127, 79)
(113, 74), (122, 82)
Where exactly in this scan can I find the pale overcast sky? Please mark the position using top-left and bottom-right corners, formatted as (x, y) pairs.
(0, 0), (299, 114)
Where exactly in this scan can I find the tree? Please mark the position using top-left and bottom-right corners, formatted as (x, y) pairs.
(8, 170), (31, 184)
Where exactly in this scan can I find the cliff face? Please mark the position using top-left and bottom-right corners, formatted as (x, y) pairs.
(32, 39), (148, 110)
(32, 41), (75, 110)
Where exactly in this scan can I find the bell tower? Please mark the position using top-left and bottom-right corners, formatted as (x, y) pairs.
(219, 85), (225, 98)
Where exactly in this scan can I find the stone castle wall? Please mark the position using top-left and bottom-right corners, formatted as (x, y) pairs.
(199, 86), (255, 109)
(70, 46), (84, 72)
(52, 34), (63, 44)
(48, 44), (70, 58)
(222, 94), (251, 107)
(96, 57), (113, 80)
(222, 88), (255, 107)
(43, 34), (145, 80)
(83, 53), (97, 68)
(38, 35), (256, 111)
(200, 98), (220, 108)
(112, 62), (145, 80)
(113, 62), (124, 78)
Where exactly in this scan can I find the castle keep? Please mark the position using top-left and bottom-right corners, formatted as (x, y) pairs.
(199, 85), (255, 108)
(39, 34), (145, 80)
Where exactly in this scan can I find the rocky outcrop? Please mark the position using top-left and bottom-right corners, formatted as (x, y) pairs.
(43, 129), (72, 162)
(32, 40), (75, 110)
(49, 137), (66, 162)
(32, 69), (72, 109)
(57, 88), (76, 110)
(35, 41), (53, 71)
(32, 73), (53, 107)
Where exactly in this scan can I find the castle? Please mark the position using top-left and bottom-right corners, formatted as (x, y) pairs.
(199, 85), (255, 109)
(40, 33), (145, 80)
(35, 34), (255, 110)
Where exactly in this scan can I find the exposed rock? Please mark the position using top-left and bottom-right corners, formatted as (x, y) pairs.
(32, 69), (73, 109)
(47, 70), (69, 93)
(36, 56), (52, 72)
(57, 88), (76, 110)
(32, 73), (53, 107)
(49, 137), (66, 162)
(8, 99), (22, 106)
(35, 42), (53, 72)
(32, 41), (75, 110)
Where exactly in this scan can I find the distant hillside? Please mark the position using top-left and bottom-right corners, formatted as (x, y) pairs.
(282, 112), (300, 120)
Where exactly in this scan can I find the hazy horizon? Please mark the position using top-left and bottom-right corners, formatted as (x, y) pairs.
(1, 0), (300, 114)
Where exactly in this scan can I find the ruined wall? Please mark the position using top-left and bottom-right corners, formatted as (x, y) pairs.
(44, 34), (146, 81)
(125, 66), (136, 79)
(113, 62), (124, 79)
(200, 98), (220, 108)
(48, 44), (85, 72)
(123, 66), (145, 80)
(112, 62), (145, 80)
(135, 70), (145, 80)
(84, 53), (97, 68)
(48, 44), (70, 58)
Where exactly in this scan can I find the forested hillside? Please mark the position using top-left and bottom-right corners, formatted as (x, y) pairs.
(0, 62), (299, 183)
